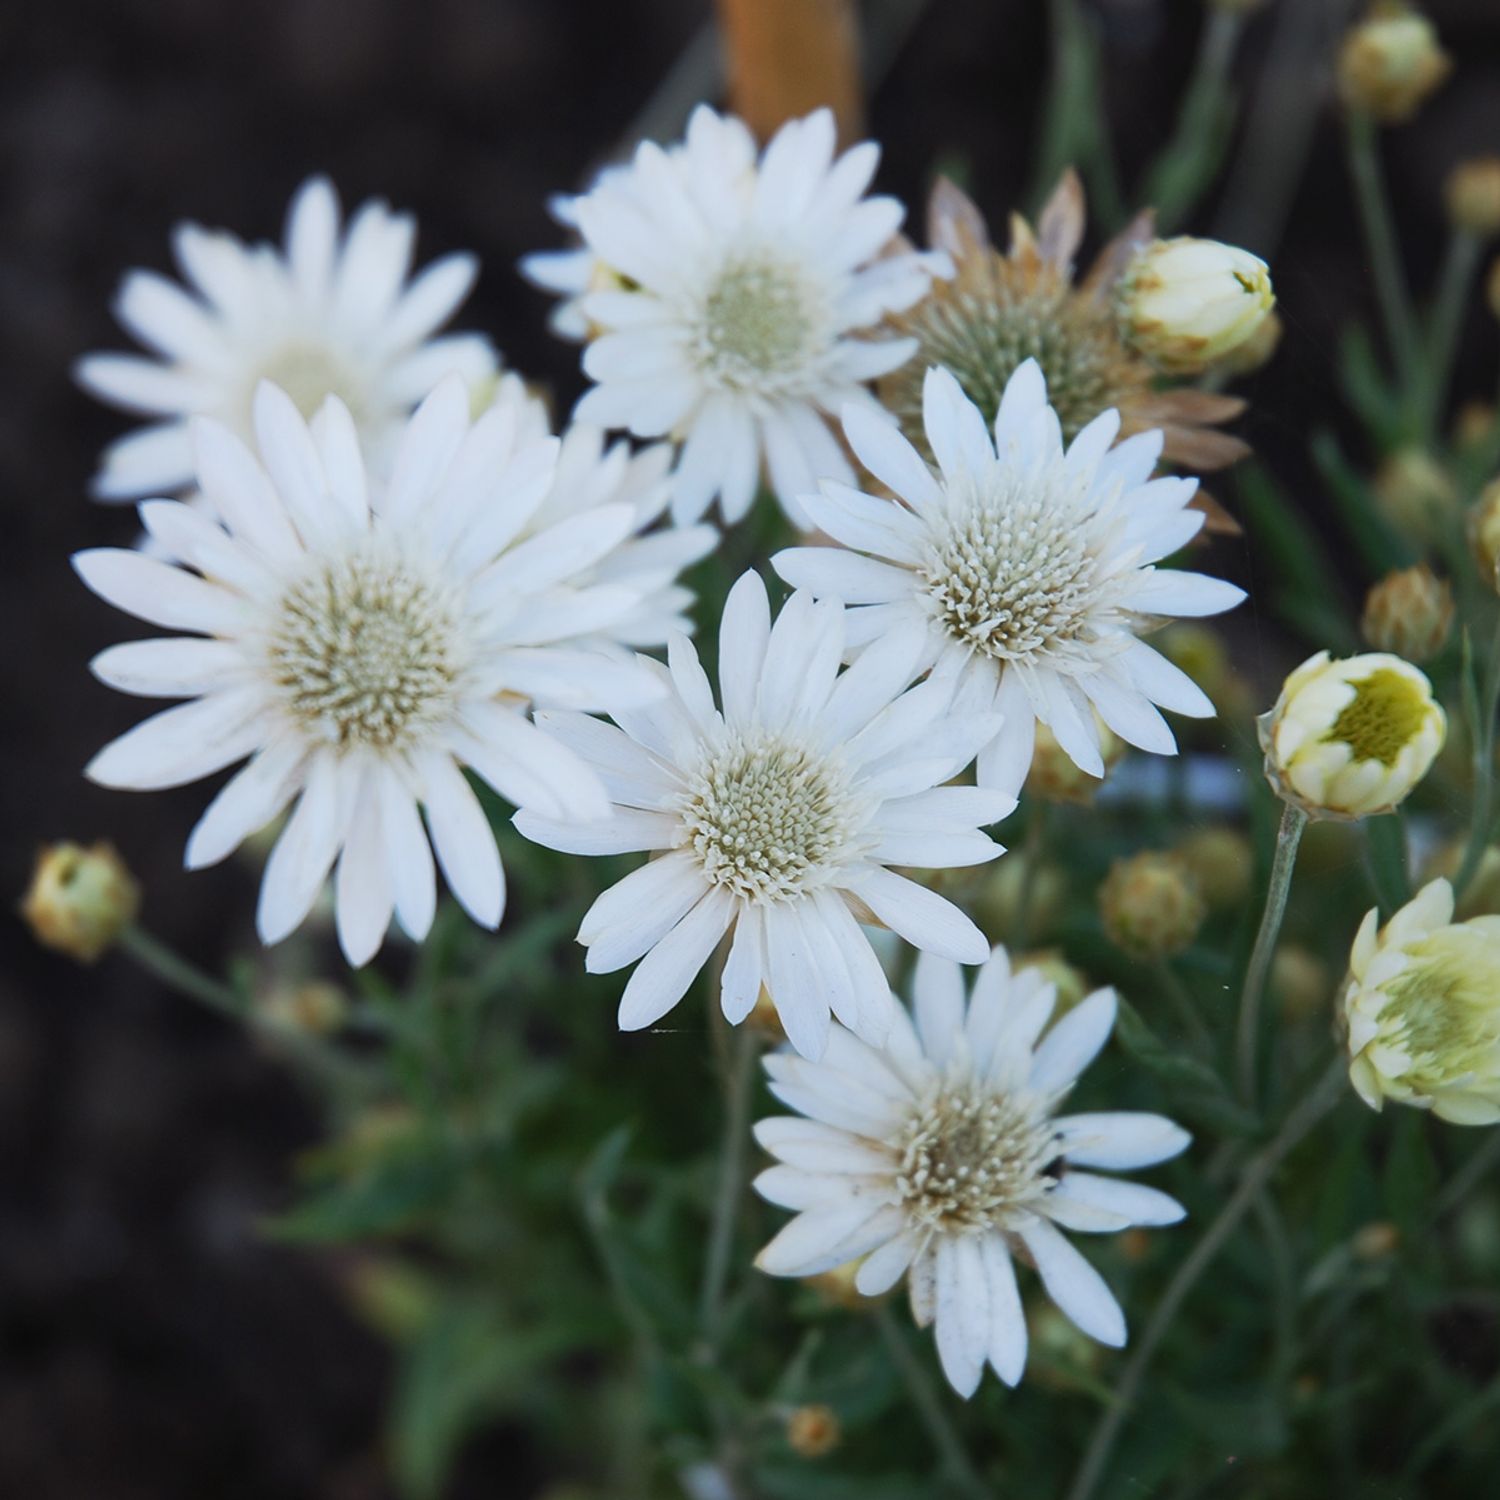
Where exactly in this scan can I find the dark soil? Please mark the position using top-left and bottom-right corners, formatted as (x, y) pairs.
(1, 1), (1497, 1496)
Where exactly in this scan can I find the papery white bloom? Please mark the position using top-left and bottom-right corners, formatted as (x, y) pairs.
(487, 373), (719, 650)
(774, 361), (1245, 801)
(520, 110), (759, 341)
(541, 105), (940, 528)
(75, 376), (665, 966)
(1342, 878), (1500, 1124)
(514, 571), (1010, 1059)
(753, 947), (1190, 1396)
(77, 176), (496, 503)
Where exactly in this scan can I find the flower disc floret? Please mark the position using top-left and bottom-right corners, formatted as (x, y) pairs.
(680, 731), (863, 902)
(268, 538), (464, 751)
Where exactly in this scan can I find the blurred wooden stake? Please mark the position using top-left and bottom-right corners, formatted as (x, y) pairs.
(716, 0), (864, 143)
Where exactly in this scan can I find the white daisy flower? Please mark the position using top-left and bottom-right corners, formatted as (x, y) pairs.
(773, 360), (1246, 801)
(513, 571), (1011, 1060)
(75, 375), (664, 967)
(753, 946), (1191, 1396)
(77, 176), (496, 503)
(487, 373), (719, 651)
(544, 105), (939, 528)
(520, 109), (759, 341)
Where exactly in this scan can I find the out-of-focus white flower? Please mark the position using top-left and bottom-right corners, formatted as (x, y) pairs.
(514, 571), (1009, 1059)
(1342, 879), (1500, 1124)
(1258, 650), (1445, 820)
(485, 373), (719, 651)
(520, 111), (759, 341)
(1116, 237), (1275, 376)
(77, 177), (496, 503)
(774, 361), (1244, 802)
(752, 946), (1190, 1396)
(74, 377), (664, 966)
(534, 105), (941, 527)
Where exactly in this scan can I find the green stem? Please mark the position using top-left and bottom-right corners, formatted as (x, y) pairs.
(1011, 804), (1048, 951)
(1401, 1368), (1500, 1480)
(1435, 1130), (1500, 1219)
(1421, 229), (1484, 441)
(1345, 110), (1423, 407)
(1235, 803), (1308, 1105)
(1456, 619), (1500, 899)
(119, 924), (246, 1018)
(697, 1021), (760, 1348)
(1064, 1057), (1347, 1500)
(1147, 8), (1243, 231)
(874, 1306), (991, 1500)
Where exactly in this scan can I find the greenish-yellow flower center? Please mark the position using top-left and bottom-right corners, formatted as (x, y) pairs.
(255, 342), (366, 423)
(698, 255), (819, 391)
(1382, 930), (1500, 1083)
(1327, 668), (1429, 766)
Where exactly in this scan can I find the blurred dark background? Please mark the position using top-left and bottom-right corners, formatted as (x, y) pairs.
(2, 1), (1497, 1495)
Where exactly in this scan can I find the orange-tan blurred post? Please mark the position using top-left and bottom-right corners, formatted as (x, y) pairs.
(715, 0), (864, 143)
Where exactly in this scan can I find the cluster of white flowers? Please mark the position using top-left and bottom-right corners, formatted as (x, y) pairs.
(73, 107), (1255, 1397)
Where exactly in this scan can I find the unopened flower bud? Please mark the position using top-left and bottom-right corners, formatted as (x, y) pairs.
(1026, 716), (1124, 805)
(1360, 564), (1454, 662)
(1446, 158), (1500, 238)
(785, 1405), (841, 1459)
(1176, 826), (1254, 909)
(1372, 447), (1457, 539)
(1272, 945), (1332, 1021)
(259, 980), (348, 1037)
(1259, 651), (1445, 820)
(1469, 479), (1500, 592)
(974, 853), (1064, 940)
(1454, 401), (1496, 453)
(1351, 1221), (1401, 1260)
(1117, 237), (1276, 375)
(1338, 3), (1451, 123)
(1099, 851), (1205, 960)
(803, 1259), (881, 1310)
(1341, 879), (1500, 1123)
(21, 841), (139, 963)
(1212, 307), (1282, 377)
(1015, 949), (1092, 1015)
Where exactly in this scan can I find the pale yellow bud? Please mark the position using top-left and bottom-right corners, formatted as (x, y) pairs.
(1272, 945), (1332, 1022)
(259, 980), (348, 1037)
(1338, 3), (1451, 123)
(1453, 401), (1496, 453)
(1211, 307), (1282, 378)
(1341, 879), (1500, 1124)
(1372, 448), (1457, 539)
(1026, 716), (1125, 805)
(1259, 651), (1445, 820)
(1446, 158), (1500, 238)
(1359, 564), (1454, 663)
(1117, 237), (1276, 375)
(1014, 949), (1092, 1015)
(1351, 1221), (1401, 1260)
(974, 853), (1064, 939)
(1469, 479), (1500, 592)
(785, 1405), (842, 1459)
(803, 1259), (881, 1310)
(1099, 851), (1205, 960)
(1175, 826), (1254, 910)
(21, 841), (139, 963)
